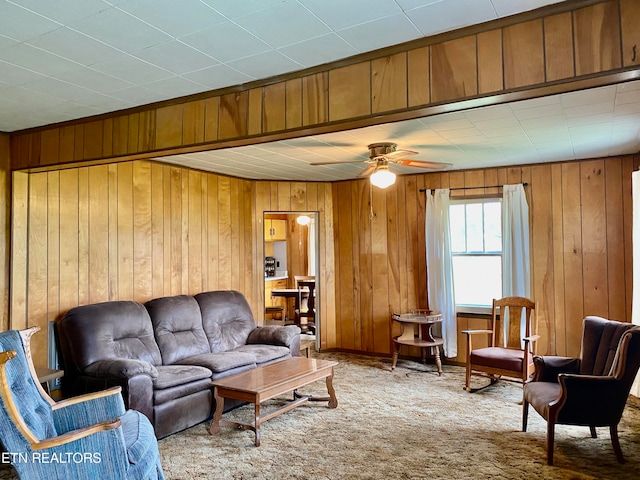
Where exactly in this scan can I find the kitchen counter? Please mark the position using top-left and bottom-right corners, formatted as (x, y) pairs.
(265, 275), (288, 281)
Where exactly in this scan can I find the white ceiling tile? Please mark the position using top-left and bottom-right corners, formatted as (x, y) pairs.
(92, 55), (173, 84)
(182, 64), (254, 89)
(180, 22), (270, 63)
(481, 126), (526, 138)
(518, 114), (567, 129)
(0, 43), (78, 76)
(616, 87), (640, 105)
(69, 8), (172, 54)
(235, 1), (331, 48)
(145, 76), (207, 97)
(512, 102), (564, 120)
(0, 59), (46, 85)
(0, 33), (18, 50)
(119, 0), (227, 38)
(561, 85), (616, 107)
(300, 0), (402, 31)
(10, 0), (113, 23)
(407, 0), (496, 36)
(491, 0), (565, 17)
(278, 33), (359, 68)
(9, 86), (66, 110)
(53, 66), (133, 93)
(563, 101), (614, 119)
(199, 0), (287, 19)
(27, 27), (121, 66)
(133, 41), (218, 75)
(0, 2), (60, 41)
(566, 112), (613, 127)
(337, 13), (422, 52)
(75, 94), (134, 111)
(226, 50), (303, 79)
(20, 77), (96, 100)
(109, 85), (166, 104)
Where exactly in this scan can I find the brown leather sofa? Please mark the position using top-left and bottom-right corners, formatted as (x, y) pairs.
(57, 290), (301, 439)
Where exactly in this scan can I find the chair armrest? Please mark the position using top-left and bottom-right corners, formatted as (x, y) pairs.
(522, 335), (540, 343)
(461, 329), (493, 336)
(32, 418), (121, 450)
(247, 325), (301, 347)
(531, 355), (580, 382)
(52, 386), (126, 433)
(84, 358), (158, 380)
(555, 374), (627, 423)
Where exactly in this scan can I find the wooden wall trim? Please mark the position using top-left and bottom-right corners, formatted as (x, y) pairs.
(9, 0), (640, 171)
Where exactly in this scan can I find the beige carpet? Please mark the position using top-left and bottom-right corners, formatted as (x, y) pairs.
(2, 351), (639, 479)
(158, 351), (640, 480)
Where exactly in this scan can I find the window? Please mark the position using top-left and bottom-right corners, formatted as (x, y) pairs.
(449, 198), (502, 312)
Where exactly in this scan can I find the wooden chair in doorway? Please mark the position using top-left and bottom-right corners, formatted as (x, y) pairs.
(294, 275), (315, 334)
(463, 296), (537, 392)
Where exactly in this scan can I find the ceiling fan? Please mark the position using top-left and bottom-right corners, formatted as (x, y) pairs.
(310, 142), (451, 188)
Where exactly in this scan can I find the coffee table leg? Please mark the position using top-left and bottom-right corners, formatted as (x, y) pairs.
(326, 369), (338, 409)
(254, 402), (261, 447)
(209, 389), (224, 434)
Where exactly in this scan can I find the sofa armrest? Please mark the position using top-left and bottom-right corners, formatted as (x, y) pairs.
(247, 325), (301, 347)
(84, 358), (158, 380)
(532, 355), (580, 382)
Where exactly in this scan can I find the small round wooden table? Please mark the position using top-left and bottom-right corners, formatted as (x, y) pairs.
(391, 312), (444, 375)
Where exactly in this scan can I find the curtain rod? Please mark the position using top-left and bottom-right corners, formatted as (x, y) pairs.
(419, 182), (528, 193)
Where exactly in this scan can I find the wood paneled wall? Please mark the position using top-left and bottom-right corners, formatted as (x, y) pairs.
(10, 163), (337, 366)
(332, 155), (639, 363)
(9, 1), (640, 171)
(0, 134), (9, 332)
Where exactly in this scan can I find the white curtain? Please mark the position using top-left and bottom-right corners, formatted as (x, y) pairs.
(631, 172), (640, 397)
(502, 184), (530, 298)
(502, 184), (531, 344)
(426, 189), (457, 358)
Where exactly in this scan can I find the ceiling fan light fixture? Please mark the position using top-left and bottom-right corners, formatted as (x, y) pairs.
(370, 166), (396, 189)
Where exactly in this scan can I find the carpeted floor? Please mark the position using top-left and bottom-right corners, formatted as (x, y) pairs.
(2, 351), (639, 479)
(157, 351), (640, 480)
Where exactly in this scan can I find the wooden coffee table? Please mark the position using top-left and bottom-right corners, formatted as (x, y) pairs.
(209, 357), (338, 446)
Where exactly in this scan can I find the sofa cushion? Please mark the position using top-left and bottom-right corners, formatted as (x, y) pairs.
(145, 295), (211, 365)
(153, 365), (212, 390)
(59, 301), (162, 368)
(177, 352), (256, 373)
(195, 291), (256, 353)
(233, 344), (291, 364)
(247, 325), (300, 347)
(153, 378), (212, 405)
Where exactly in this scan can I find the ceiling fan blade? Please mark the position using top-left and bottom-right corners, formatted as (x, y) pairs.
(310, 159), (364, 166)
(383, 149), (418, 159)
(358, 164), (378, 177)
(395, 159), (452, 169)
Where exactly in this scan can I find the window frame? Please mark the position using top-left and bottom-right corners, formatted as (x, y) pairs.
(449, 196), (503, 314)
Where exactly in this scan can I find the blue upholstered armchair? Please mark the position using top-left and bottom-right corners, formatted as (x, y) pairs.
(0, 327), (165, 480)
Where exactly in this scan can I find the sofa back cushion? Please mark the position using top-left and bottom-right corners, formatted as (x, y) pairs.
(580, 316), (636, 376)
(195, 291), (256, 353)
(58, 301), (162, 370)
(145, 295), (210, 365)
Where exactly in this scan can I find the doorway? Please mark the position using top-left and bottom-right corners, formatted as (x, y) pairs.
(263, 212), (319, 344)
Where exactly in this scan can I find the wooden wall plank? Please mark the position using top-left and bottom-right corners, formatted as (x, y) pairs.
(127, 113), (140, 154)
(219, 92), (249, 140)
(204, 97), (220, 142)
(47, 172), (59, 330)
(10, 172), (29, 330)
(407, 47), (430, 107)
(188, 170), (203, 294)
(169, 167), (182, 295)
(477, 30), (503, 94)
(112, 116), (129, 156)
(151, 164), (165, 299)
(247, 88), (263, 136)
(431, 36), (477, 103)
(155, 105), (183, 150)
(138, 111), (155, 152)
(544, 13), (575, 81)
(183, 100), (206, 146)
(285, 79), (303, 129)
(40, 129), (60, 166)
(264, 83), (286, 133)
(503, 19), (545, 89)
(83, 120), (103, 159)
(78, 168), (90, 305)
(89, 166), (111, 304)
(573, 1), (621, 76)
(133, 162), (153, 301)
(302, 72), (328, 126)
(604, 157), (626, 320)
(117, 163), (134, 300)
(371, 53), (407, 114)
(621, 0), (640, 67)
(59, 169), (79, 312)
(328, 62), (371, 122)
